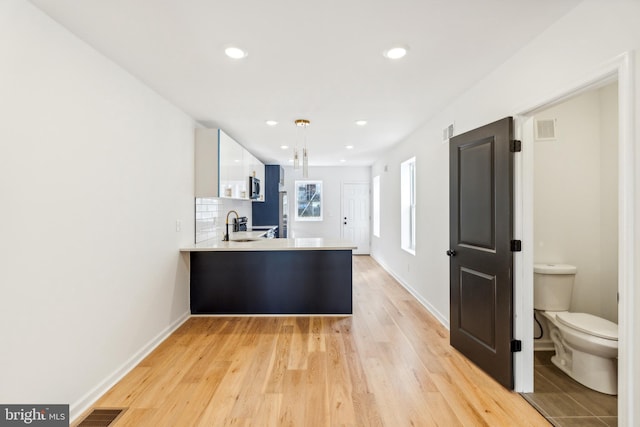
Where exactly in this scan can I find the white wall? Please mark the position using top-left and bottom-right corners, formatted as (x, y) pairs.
(599, 83), (620, 323)
(371, 1), (640, 422)
(533, 83), (618, 322)
(371, 135), (450, 326)
(283, 166), (370, 240)
(0, 0), (194, 418)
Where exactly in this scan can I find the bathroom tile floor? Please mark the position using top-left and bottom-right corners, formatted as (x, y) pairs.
(522, 351), (617, 426)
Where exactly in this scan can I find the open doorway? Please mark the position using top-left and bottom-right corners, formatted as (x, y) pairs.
(520, 81), (619, 426)
(512, 50), (635, 426)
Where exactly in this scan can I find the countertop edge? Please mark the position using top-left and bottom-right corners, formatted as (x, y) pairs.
(180, 237), (357, 252)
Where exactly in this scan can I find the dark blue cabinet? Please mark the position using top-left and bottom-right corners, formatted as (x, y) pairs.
(252, 164), (281, 227)
(190, 250), (353, 315)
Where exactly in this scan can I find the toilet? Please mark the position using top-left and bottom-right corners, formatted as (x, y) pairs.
(534, 263), (618, 395)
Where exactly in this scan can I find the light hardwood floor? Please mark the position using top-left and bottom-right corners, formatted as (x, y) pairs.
(77, 256), (549, 426)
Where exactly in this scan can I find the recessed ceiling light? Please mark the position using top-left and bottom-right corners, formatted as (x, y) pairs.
(340, 159), (346, 163)
(384, 46), (408, 59)
(225, 46), (247, 59)
(266, 120), (278, 126)
(355, 120), (367, 126)
(288, 158), (294, 163)
(280, 145), (289, 150)
(345, 145), (354, 150)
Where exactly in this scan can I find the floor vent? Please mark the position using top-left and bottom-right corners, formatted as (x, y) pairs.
(77, 408), (126, 426)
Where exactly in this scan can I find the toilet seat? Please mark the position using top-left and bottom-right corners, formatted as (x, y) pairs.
(556, 312), (618, 340)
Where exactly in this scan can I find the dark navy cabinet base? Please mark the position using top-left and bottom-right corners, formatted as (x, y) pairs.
(190, 250), (353, 315)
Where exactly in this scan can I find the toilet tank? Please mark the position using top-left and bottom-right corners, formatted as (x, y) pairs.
(533, 263), (577, 311)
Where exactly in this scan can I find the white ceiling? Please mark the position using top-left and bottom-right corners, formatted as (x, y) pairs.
(29, 0), (581, 166)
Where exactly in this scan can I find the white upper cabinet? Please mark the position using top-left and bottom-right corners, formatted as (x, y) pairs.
(195, 128), (219, 198)
(195, 128), (265, 200)
(219, 130), (246, 198)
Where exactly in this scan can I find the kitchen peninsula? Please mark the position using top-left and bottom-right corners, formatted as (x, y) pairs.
(180, 237), (357, 315)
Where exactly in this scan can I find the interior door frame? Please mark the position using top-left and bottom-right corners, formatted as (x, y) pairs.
(513, 51), (635, 425)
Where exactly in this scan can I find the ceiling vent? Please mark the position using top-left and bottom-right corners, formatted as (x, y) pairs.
(442, 123), (455, 142)
(535, 118), (557, 141)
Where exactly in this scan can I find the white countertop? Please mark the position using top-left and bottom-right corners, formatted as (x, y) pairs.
(180, 236), (357, 252)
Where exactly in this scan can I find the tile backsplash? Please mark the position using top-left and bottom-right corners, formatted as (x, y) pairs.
(195, 198), (253, 243)
(195, 198), (221, 243)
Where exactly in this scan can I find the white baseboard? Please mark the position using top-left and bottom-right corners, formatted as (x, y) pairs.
(370, 254), (450, 330)
(70, 311), (190, 422)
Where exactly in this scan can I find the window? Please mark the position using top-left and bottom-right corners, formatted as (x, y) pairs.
(400, 157), (416, 254)
(373, 175), (380, 237)
(295, 180), (323, 221)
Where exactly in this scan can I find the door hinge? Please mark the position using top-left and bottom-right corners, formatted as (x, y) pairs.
(511, 340), (522, 353)
(510, 139), (522, 152)
(510, 240), (522, 252)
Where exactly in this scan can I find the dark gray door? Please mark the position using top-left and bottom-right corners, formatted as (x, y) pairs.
(448, 117), (515, 389)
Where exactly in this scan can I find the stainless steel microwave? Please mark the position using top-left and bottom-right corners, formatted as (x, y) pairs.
(249, 176), (260, 199)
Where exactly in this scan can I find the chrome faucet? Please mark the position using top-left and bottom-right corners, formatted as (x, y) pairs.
(223, 210), (239, 241)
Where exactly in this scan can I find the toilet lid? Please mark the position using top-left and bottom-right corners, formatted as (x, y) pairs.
(556, 312), (618, 340)
(533, 263), (577, 274)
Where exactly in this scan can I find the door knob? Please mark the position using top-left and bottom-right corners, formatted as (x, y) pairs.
(446, 249), (457, 257)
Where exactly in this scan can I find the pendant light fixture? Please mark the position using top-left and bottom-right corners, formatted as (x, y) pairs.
(303, 146), (308, 178)
(295, 119), (310, 178)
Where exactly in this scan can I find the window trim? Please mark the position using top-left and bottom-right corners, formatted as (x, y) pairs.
(373, 175), (380, 238)
(400, 157), (416, 255)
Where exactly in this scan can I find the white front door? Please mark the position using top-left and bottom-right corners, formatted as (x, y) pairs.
(342, 182), (370, 254)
